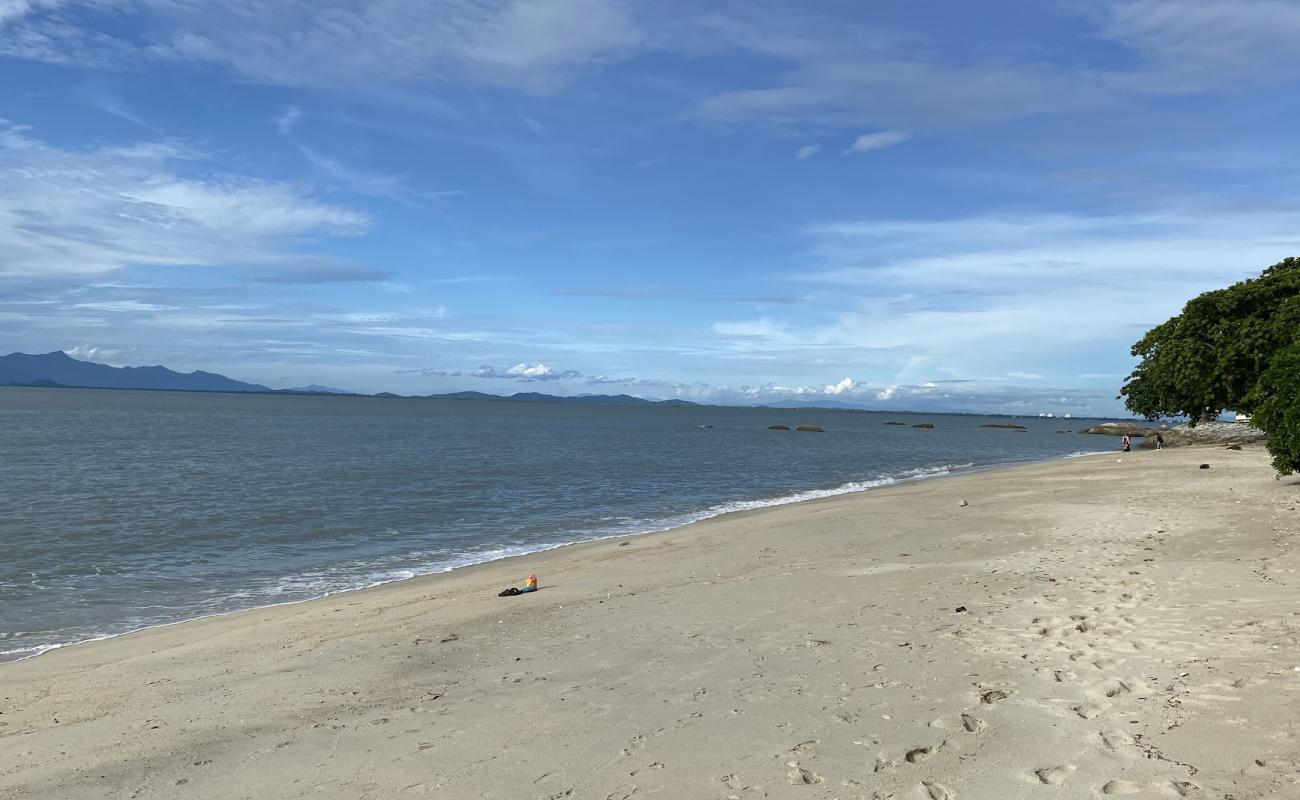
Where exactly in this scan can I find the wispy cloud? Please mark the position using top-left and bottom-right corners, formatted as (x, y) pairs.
(0, 123), (375, 283)
(845, 130), (909, 154)
(0, 0), (53, 26)
(271, 105), (455, 205)
(795, 143), (819, 160)
(702, 209), (1300, 389)
(1096, 0), (1300, 92)
(1, 0), (640, 94)
(274, 105), (302, 136)
(557, 284), (801, 304)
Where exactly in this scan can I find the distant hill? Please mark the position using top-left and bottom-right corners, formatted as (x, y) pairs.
(288, 384), (351, 394)
(0, 351), (270, 393)
(428, 391), (507, 401)
(427, 390), (699, 407)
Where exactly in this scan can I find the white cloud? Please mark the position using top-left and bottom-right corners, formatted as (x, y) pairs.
(795, 143), (819, 160)
(507, 362), (554, 379)
(690, 2), (1300, 130)
(65, 344), (122, 363)
(1098, 0), (1300, 92)
(0, 0), (50, 26)
(468, 362), (584, 381)
(0, 124), (373, 281)
(465, 0), (637, 88)
(712, 318), (783, 338)
(766, 209), (1300, 382)
(846, 130), (909, 154)
(824, 376), (857, 395)
(691, 21), (1110, 129)
(1, 0), (640, 94)
(73, 300), (175, 312)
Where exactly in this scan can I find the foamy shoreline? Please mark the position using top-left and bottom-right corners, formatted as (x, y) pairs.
(2, 453), (1097, 665)
(4, 445), (1294, 800)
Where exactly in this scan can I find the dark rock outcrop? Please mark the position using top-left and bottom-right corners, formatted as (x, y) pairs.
(1078, 422), (1158, 437)
(796, 425), (824, 432)
(912, 423), (935, 429)
(1137, 422), (1266, 449)
(982, 423), (1027, 430)
(768, 424), (790, 430)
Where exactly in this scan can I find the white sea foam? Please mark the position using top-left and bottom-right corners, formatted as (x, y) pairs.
(0, 459), (1005, 663)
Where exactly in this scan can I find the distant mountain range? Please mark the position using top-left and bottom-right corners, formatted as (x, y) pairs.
(0, 352), (698, 406)
(0, 351), (270, 393)
(0, 352), (1110, 417)
(288, 384), (351, 394)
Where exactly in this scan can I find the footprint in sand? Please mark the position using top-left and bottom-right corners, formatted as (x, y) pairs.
(1101, 779), (1144, 794)
(785, 762), (823, 785)
(1034, 764), (1077, 785)
(1110, 684), (1136, 699)
(920, 781), (955, 799)
(960, 713), (986, 732)
(1072, 702), (1105, 719)
(1097, 730), (1134, 752)
(905, 743), (941, 763)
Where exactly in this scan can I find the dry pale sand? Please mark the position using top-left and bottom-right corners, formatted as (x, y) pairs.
(3, 446), (1299, 800)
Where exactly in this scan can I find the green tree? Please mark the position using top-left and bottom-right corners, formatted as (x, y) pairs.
(1120, 256), (1300, 474)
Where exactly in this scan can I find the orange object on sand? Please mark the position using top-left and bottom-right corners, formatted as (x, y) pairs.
(525, 574), (537, 590)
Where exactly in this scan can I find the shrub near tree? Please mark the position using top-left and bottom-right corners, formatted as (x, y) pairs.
(1120, 256), (1300, 475)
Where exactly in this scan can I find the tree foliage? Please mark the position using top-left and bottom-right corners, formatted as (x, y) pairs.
(1120, 256), (1300, 474)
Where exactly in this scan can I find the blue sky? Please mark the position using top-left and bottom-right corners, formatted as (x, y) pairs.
(3, 1), (1300, 413)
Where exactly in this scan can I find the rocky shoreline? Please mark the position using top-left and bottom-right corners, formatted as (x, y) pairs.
(1078, 420), (1266, 448)
(1135, 420), (1267, 448)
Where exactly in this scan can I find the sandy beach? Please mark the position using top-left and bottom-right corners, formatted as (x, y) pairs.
(2, 446), (1297, 800)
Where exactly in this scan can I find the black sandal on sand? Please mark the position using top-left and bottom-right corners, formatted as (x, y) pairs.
(498, 587), (523, 597)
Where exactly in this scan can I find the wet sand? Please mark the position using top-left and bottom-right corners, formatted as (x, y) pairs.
(2, 446), (1298, 799)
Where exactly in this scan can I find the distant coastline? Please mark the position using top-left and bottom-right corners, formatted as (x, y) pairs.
(2, 350), (1142, 419)
(2, 382), (1144, 421)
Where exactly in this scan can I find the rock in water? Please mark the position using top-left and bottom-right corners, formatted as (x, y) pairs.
(912, 423), (935, 429)
(768, 424), (790, 430)
(796, 425), (824, 432)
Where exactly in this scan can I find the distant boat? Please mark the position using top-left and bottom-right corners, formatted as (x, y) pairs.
(1063, 413), (1072, 419)
(1234, 412), (1251, 423)
(1037, 411), (1055, 418)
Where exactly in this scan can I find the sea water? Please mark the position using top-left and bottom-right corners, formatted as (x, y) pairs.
(0, 387), (1110, 660)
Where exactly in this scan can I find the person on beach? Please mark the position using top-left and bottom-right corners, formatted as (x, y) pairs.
(1121, 434), (1132, 452)
(498, 574), (538, 597)
(1155, 433), (1164, 450)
